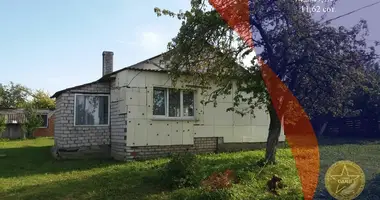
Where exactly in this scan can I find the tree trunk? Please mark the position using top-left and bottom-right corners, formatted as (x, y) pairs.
(264, 105), (282, 164)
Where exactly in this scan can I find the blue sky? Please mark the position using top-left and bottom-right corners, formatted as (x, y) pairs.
(0, 0), (379, 95)
(0, 0), (190, 95)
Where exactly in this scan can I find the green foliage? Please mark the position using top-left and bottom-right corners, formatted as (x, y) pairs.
(31, 90), (56, 110)
(0, 82), (31, 109)
(198, 189), (235, 200)
(154, 0), (380, 163)
(154, 0), (379, 119)
(172, 188), (235, 200)
(0, 82), (56, 110)
(21, 104), (43, 139)
(0, 115), (6, 136)
(2, 138), (380, 199)
(160, 153), (202, 189)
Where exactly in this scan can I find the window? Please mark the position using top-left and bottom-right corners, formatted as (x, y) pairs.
(38, 114), (48, 128)
(153, 88), (195, 119)
(74, 94), (109, 126)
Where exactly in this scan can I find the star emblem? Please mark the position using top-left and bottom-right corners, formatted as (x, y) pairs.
(329, 164), (360, 194)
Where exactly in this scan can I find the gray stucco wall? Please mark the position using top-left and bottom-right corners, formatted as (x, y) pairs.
(54, 82), (111, 154)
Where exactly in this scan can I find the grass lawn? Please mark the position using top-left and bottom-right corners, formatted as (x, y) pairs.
(0, 137), (379, 200)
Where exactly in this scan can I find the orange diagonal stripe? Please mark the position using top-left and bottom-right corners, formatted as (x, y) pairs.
(209, 0), (320, 199)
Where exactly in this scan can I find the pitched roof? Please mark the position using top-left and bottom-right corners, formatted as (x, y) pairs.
(51, 47), (249, 98)
(50, 53), (168, 98)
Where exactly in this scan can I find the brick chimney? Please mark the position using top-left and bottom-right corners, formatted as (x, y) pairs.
(102, 51), (114, 76)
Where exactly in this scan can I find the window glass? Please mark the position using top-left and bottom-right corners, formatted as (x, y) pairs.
(169, 89), (181, 117)
(39, 114), (48, 127)
(152, 88), (195, 118)
(153, 88), (166, 115)
(183, 90), (194, 117)
(75, 95), (109, 125)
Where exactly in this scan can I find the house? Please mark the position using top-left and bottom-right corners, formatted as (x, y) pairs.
(51, 51), (285, 161)
(0, 108), (55, 139)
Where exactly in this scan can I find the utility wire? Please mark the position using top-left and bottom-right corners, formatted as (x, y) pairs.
(324, 1), (380, 24)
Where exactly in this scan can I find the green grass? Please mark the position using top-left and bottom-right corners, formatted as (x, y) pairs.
(0, 137), (379, 200)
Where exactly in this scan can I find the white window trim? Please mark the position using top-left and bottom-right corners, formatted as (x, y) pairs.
(38, 114), (49, 128)
(152, 88), (196, 121)
(73, 93), (111, 127)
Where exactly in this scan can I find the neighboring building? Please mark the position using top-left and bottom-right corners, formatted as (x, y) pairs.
(51, 51), (285, 161)
(0, 109), (55, 139)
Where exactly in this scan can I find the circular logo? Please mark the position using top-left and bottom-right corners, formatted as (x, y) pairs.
(325, 160), (365, 200)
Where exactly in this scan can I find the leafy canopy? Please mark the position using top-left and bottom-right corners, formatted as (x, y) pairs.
(154, 0), (379, 119)
(21, 103), (43, 138)
(0, 82), (55, 110)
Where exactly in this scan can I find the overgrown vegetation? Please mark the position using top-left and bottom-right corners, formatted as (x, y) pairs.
(160, 153), (202, 189)
(1, 138), (379, 199)
(21, 104), (43, 139)
(0, 115), (6, 137)
(0, 82), (55, 110)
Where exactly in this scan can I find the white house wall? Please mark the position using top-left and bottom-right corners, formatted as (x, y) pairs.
(113, 69), (285, 147)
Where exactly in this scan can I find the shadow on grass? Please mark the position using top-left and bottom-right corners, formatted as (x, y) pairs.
(0, 164), (167, 200)
(0, 146), (119, 178)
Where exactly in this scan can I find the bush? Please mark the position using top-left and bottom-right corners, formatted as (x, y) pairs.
(171, 188), (235, 200)
(199, 188), (234, 200)
(160, 152), (201, 189)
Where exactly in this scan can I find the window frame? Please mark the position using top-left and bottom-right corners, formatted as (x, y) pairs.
(73, 93), (111, 127)
(38, 114), (49, 128)
(152, 87), (196, 121)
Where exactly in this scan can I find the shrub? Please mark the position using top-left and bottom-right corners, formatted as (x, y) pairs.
(198, 188), (234, 200)
(160, 152), (201, 189)
(201, 169), (236, 191)
(0, 115), (6, 137)
(171, 188), (234, 200)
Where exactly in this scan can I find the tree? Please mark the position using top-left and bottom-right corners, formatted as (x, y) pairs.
(21, 103), (43, 139)
(31, 90), (56, 110)
(0, 82), (56, 110)
(154, 0), (379, 164)
(0, 82), (31, 109)
(0, 115), (6, 137)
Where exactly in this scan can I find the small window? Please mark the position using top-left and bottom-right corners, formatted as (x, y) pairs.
(38, 114), (48, 128)
(153, 88), (195, 119)
(74, 94), (109, 126)
(153, 88), (166, 116)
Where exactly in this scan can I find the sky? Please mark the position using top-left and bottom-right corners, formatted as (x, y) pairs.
(0, 0), (190, 95)
(0, 0), (379, 95)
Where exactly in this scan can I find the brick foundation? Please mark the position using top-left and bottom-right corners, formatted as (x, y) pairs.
(216, 137), (288, 152)
(52, 144), (111, 160)
(121, 137), (287, 161)
(124, 137), (218, 161)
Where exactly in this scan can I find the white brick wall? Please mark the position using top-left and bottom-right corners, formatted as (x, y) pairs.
(110, 99), (127, 160)
(54, 82), (111, 149)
